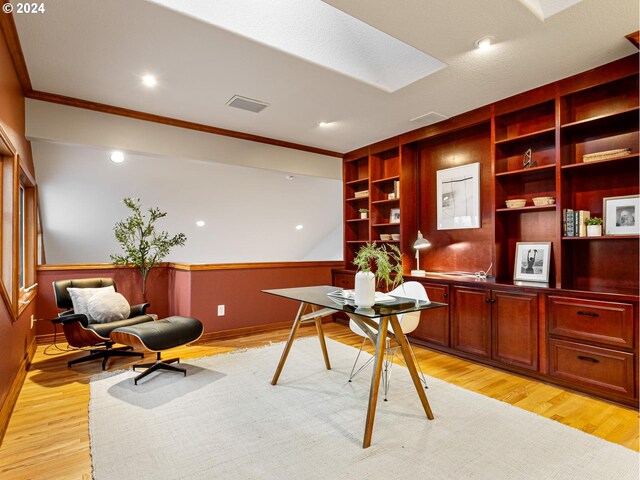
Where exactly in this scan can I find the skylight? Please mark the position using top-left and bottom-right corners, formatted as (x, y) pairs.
(146, 0), (446, 93)
(517, 0), (584, 21)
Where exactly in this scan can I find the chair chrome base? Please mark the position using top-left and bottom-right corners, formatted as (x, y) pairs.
(132, 352), (185, 385)
(349, 337), (428, 401)
(67, 343), (143, 370)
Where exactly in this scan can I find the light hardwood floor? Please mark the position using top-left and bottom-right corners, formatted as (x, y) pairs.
(0, 322), (638, 479)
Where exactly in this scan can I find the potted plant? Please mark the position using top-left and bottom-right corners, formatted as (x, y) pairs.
(352, 242), (403, 308)
(585, 217), (603, 237)
(359, 208), (368, 219)
(111, 198), (187, 302)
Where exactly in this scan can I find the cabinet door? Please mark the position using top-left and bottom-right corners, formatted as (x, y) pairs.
(410, 283), (450, 347)
(452, 287), (491, 358)
(492, 290), (539, 371)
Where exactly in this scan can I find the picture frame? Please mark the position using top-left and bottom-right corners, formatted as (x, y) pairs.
(436, 162), (480, 230)
(513, 242), (551, 283)
(389, 208), (400, 224)
(603, 195), (640, 236)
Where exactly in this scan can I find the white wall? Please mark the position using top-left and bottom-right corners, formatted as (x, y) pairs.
(34, 141), (343, 264)
(26, 101), (345, 264)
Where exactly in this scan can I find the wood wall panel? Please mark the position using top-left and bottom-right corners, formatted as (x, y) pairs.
(417, 123), (493, 274)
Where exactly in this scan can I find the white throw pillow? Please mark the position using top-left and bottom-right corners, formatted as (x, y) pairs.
(67, 286), (116, 322)
(87, 292), (131, 324)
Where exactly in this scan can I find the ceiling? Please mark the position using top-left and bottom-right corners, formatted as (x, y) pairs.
(12, 0), (639, 154)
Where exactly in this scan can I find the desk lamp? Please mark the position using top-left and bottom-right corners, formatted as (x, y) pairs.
(410, 230), (430, 277)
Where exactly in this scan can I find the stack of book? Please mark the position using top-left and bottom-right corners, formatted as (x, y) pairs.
(354, 190), (369, 198)
(393, 180), (400, 198)
(563, 209), (590, 237)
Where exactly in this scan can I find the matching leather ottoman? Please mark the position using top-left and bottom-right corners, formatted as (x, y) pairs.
(110, 316), (204, 385)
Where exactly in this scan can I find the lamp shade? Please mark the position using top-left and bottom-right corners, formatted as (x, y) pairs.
(413, 230), (430, 249)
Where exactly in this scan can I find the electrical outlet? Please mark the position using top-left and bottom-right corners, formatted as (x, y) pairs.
(30, 315), (35, 329)
(217, 305), (225, 316)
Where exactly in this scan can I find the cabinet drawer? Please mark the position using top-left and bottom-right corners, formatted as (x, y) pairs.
(333, 274), (354, 289)
(549, 339), (635, 399)
(548, 296), (634, 349)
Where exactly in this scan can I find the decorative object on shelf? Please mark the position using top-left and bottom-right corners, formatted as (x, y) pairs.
(391, 233), (400, 241)
(505, 199), (526, 208)
(380, 234), (392, 241)
(111, 198), (187, 302)
(354, 190), (369, 198)
(583, 148), (631, 163)
(532, 196), (555, 206)
(352, 242), (403, 308)
(603, 195), (640, 236)
(359, 208), (368, 219)
(513, 242), (551, 283)
(389, 207), (401, 224)
(523, 148), (532, 169)
(436, 162), (480, 230)
(410, 230), (431, 277)
(393, 180), (400, 198)
(388, 192), (396, 200)
(585, 217), (603, 237)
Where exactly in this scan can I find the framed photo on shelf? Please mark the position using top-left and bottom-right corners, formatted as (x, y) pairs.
(436, 162), (480, 230)
(603, 195), (640, 236)
(513, 242), (551, 283)
(389, 208), (400, 224)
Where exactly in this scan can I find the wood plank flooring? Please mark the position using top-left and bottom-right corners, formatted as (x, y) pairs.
(0, 322), (638, 479)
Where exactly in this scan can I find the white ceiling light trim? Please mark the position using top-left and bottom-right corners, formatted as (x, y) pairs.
(146, 0), (446, 92)
(517, 0), (584, 21)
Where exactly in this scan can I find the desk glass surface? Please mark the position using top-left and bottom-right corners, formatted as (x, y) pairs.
(262, 285), (447, 318)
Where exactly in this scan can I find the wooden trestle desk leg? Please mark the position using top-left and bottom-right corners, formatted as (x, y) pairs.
(271, 302), (306, 385)
(313, 307), (331, 371)
(389, 315), (434, 421)
(362, 316), (389, 448)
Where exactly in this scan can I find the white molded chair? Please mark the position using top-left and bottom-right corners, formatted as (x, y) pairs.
(347, 281), (429, 401)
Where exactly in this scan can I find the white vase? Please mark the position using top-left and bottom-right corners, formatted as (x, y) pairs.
(587, 225), (602, 237)
(354, 271), (375, 308)
(360, 212), (367, 219)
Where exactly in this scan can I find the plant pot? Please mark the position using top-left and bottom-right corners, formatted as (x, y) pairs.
(587, 225), (602, 237)
(360, 213), (368, 219)
(354, 271), (375, 308)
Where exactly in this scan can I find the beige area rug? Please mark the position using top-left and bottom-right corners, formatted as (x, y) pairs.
(89, 337), (638, 480)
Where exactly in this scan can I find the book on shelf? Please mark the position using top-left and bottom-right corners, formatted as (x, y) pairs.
(354, 190), (369, 198)
(563, 209), (590, 237)
(393, 180), (400, 198)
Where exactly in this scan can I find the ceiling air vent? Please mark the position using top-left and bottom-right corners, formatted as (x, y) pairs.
(410, 111), (448, 125)
(226, 95), (270, 113)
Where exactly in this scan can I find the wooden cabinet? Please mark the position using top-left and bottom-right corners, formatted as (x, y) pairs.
(452, 287), (492, 358)
(409, 283), (449, 347)
(549, 339), (635, 400)
(492, 290), (538, 370)
(452, 287), (538, 370)
(547, 294), (636, 402)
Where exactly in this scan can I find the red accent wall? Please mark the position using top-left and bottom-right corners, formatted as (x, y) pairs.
(0, 24), (36, 411)
(36, 264), (337, 335)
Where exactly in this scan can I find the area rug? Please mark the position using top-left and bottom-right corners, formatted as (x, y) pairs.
(89, 337), (638, 480)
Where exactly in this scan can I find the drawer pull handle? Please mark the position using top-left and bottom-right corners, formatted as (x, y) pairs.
(485, 298), (491, 303)
(577, 311), (599, 317)
(577, 355), (600, 364)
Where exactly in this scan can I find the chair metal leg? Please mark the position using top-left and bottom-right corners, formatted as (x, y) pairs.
(132, 352), (186, 385)
(405, 335), (428, 389)
(68, 345), (144, 370)
(349, 338), (373, 382)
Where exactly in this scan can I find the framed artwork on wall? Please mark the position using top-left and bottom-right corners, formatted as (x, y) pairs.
(603, 195), (640, 236)
(436, 162), (480, 230)
(513, 242), (551, 283)
(389, 208), (400, 224)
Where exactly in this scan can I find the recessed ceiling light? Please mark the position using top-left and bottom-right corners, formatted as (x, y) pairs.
(318, 121), (331, 127)
(110, 151), (125, 163)
(475, 36), (495, 50)
(196, 220), (205, 227)
(295, 224), (304, 230)
(285, 175), (295, 180)
(142, 74), (157, 87)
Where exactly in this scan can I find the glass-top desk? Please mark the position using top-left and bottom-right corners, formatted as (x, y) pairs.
(262, 285), (448, 448)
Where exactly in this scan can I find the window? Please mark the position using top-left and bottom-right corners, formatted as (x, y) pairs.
(19, 184), (25, 291)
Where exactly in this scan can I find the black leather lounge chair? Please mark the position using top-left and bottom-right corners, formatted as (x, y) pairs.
(52, 278), (154, 369)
